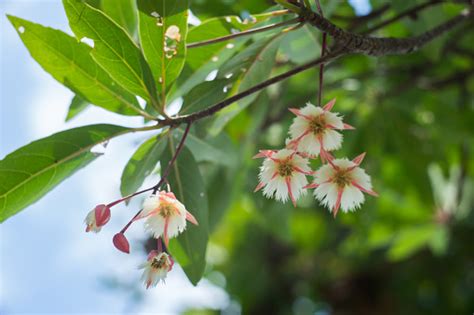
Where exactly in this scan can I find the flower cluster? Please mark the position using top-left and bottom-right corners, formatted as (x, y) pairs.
(84, 190), (198, 289)
(255, 99), (377, 216)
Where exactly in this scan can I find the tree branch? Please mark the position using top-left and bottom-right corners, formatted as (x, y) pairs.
(302, 5), (472, 56)
(162, 50), (345, 126)
(153, 2), (471, 128)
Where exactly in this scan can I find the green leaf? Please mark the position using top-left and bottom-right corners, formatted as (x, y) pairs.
(137, 0), (189, 100)
(101, 0), (138, 37)
(280, 25), (321, 64)
(8, 15), (148, 118)
(161, 143), (209, 285)
(0, 124), (129, 222)
(173, 128), (234, 166)
(180, 79), (230, 115)
(209, 35), (282, 135)
(387, 224), (437, 261)
(84, 0), (100, 8)
(63, 0), (159, 109)
(186, 13), (278, 72)
(120, 133), (168, 197)
(66, 95), (89, 121)
(173, 12), (278, 98)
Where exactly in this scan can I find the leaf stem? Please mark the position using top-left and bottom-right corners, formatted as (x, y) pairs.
(187, 17), (302, 49)
(315, 0), (327, 106)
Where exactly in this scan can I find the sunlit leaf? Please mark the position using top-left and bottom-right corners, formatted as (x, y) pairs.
(173, 11), (284, 99)
(101, 0), (138, 37)
(8, 15), (146, 118)
(63, 0), (159, 109)
(66, 95), (89, 121)
(137, 0), (189, 102)
(0, 124), (129, 222)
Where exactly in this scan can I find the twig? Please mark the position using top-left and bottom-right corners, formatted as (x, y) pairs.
(315, 0), (326, 106)
(163, 50), (345, 126)
(187, 17), (302, 49)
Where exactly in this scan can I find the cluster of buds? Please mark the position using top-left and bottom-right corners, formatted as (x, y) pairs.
(255, 99), (378, 216)
(84, 190), (198, 288)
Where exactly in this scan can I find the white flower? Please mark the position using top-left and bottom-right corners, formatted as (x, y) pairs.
(165, 25), (181, 41)
(308, 153), (378, 216)
(139, 251), (174, 288)
(84, 204), (111, 233)
(287, 99), (354, 161)
(254, 149), (312, 206)
(135, 191), (198, 245)
(84, 209), (101, 233)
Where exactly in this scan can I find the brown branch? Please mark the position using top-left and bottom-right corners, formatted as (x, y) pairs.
(152, 2), (471, 128)
(302, 5), (472, 56)
(161, 50), (345, 126)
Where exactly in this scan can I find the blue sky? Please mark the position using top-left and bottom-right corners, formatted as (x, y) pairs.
(0, 1), (370, 314)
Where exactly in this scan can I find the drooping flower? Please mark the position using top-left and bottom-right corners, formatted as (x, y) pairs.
(307, 153), (378, 217)
(287, 99), (354, 161)
(139, 250), (174, 288)
(135, 191), (198, 245)
(254, 149), (312, 206)
(84, 204), (111, 233)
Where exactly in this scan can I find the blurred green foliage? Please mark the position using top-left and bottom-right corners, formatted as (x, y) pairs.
(184, 1), (474, 314)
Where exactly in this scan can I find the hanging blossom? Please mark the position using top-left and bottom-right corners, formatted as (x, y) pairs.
(254, 98), (378, 213)
(306, 153), (378, 217)
(139, 250), (174, 288)
(84, 204), (111, 233)
(135, 191), (198, 246)
(254, 149), (313, 206)
(287, 99), (354, 162)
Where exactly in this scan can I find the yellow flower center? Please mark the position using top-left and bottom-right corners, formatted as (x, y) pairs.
(159, 203), (175, 218)
(309, 115), (326, 134)
(333, 169), (352, 188)
(151, 254), (169, 269)
(278, 160), (294, 177)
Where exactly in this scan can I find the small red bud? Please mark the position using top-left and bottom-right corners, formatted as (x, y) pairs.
(94, 204), (111, 227)
(113, 233), (130, 254)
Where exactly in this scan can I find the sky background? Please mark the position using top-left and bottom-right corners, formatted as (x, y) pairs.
(0, 1), (369, 314)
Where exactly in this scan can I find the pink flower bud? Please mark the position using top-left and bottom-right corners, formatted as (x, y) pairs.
(113, 233), (130, 254)
(94, 204), (111, 227)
